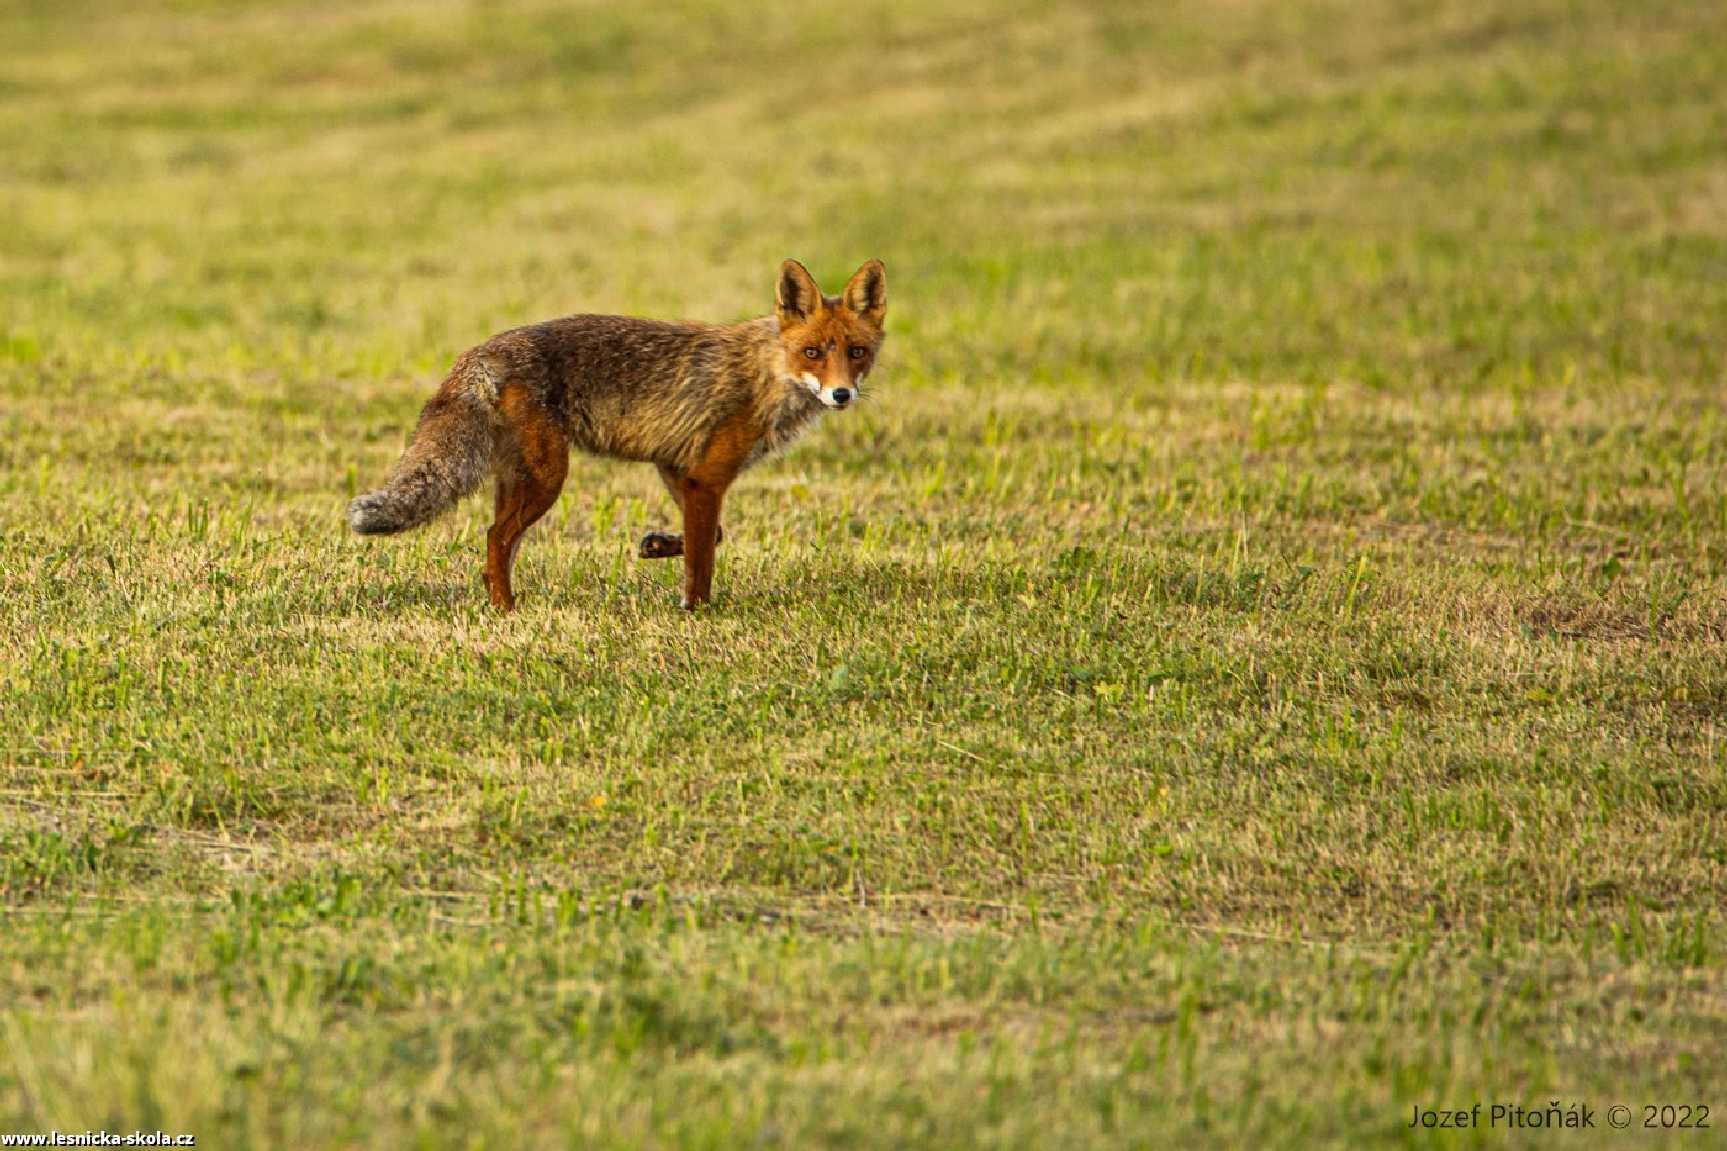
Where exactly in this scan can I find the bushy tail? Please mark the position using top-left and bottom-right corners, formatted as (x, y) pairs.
(348, 383), (495, 535)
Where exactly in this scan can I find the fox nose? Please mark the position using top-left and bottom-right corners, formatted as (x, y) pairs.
(832, 387), (851, 405)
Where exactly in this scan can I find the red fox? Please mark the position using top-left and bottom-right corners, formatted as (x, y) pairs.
(348, 258), (886, 611)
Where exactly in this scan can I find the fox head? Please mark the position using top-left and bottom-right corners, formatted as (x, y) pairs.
(774, 258), (886, 411)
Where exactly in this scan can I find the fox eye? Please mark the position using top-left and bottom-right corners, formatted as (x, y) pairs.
(848, 345), (868, 360)
(802, 346), (822, 361)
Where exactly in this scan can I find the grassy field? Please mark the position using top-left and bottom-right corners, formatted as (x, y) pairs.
(3, 0), (1727, 1145)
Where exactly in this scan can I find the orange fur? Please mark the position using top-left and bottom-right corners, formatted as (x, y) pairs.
(349, 259), (888, 611)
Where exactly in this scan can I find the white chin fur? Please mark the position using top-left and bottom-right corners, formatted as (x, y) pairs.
(794, 371), (851, 409)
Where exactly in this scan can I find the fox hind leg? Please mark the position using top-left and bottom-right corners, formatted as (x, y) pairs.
(638, 464), (722, 560)
(485, 461), (566, 611)
(483, 395), (568, 612)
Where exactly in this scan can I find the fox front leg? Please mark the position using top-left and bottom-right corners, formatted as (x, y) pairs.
(637, 531), (683, 559)
(637, 524), (725, 559)
(638, 464), (720, 560)
(678, 479), (725, 608)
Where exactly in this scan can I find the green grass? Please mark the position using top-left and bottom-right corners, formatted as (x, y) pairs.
(3, 0), (1726, 1146)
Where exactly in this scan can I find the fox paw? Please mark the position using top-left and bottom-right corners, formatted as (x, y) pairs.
(638, 532), (684, 559)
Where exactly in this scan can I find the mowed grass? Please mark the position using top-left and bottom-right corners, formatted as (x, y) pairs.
(3, 0), (1727, 1145)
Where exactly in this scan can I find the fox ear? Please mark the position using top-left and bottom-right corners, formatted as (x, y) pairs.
(775, 259), (822, 324)
(842, 259), (886, 322)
